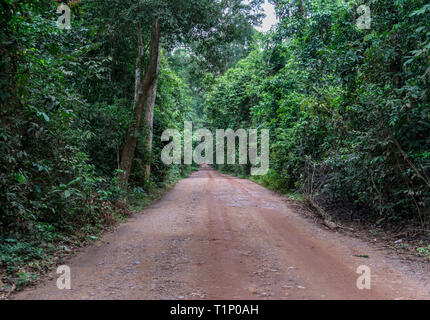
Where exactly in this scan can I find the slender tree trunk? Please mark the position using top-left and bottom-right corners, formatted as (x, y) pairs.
(134, 22), (144, 105)
(144, 59), (160, 179)
(119, 19), (160, 187)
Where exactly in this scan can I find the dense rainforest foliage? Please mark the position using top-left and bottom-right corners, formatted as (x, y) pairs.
(0, 0), (262, 287)
(206, 0), (430, 227)
(0, 0), (429, 290)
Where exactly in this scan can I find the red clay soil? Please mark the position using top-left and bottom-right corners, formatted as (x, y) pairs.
(13, 167), (430, 300)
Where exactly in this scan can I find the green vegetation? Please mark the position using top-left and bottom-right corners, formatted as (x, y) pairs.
(205, 0), (429, 227)
(0, 0), (262, 289)
(1, 0), (429, 291)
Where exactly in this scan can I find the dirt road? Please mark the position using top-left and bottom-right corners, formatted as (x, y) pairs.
(14, 167), (430, 300)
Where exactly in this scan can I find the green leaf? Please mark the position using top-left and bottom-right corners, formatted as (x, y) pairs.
(14, 173), (26, 184)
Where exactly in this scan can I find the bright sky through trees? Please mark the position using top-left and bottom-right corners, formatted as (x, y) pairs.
(255, 1), (278, 32)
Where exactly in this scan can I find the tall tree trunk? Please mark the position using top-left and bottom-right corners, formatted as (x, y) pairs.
(144, 59), (159, 179)
(119, 19), (160, 187)
(297, 0), (305, 17)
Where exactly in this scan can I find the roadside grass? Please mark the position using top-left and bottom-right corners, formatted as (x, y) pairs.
(394, 241), (430, 261)
(250, 175), (304, 202)
(128, 167), (198, 211)
(219, 168), (304, 203)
